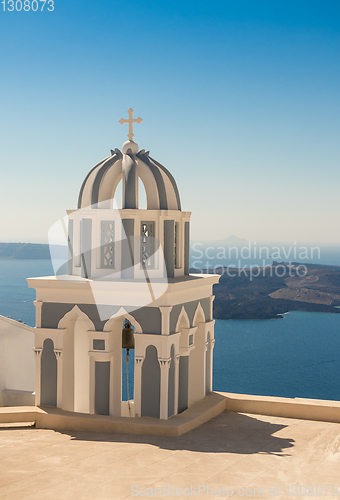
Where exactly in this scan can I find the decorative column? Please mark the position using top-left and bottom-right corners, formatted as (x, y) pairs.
(134, 356), (144, 417)
(34, 301), (42, 328)
(159, 306), (172, 335)
(159, 357), (171, 419)
(33, 348), (42, 406)
(53, 349), (63, 408)
(174, 354), (180, 415)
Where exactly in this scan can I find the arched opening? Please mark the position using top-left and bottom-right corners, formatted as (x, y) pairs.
(112, 178), (123, 208)
(103, 310), (141, 417)
(168, 344), (175, 417)
(189, 304), (206, 405)
(141, 345), (160, 418)
(138, 178), (147, 209)
(41, 338), (57, 407)
(94, 361), (110, 415)
(110, 177), (148, 209)
(121, 319), (135, 415)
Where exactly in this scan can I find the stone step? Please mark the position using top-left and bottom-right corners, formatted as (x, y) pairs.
(0, 421), (35, 429)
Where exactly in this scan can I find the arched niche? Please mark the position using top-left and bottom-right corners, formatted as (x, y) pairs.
(141, 345), (160, 418)
(94, 361), (110, 416)
(58, 305), (95, 331)
(175, 305), (190, 333)
(192, 302), (205, 327)
(41, 338), (57, 407)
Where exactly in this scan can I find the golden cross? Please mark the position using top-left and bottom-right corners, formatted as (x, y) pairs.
(119, 108), (143, 141)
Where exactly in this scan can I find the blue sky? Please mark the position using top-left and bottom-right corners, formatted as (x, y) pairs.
(0, 0), (339, 244)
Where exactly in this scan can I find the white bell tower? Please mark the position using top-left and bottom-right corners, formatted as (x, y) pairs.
(28, 110), (219, 420)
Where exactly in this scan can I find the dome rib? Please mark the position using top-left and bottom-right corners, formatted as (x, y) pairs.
(77, 157), (110, 209)
(137, 152), (168, 210)
(91, 151), (122, 207)
(149, 156), (181, 211)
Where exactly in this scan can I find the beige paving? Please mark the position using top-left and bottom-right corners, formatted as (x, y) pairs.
(1, 411), (340, 499)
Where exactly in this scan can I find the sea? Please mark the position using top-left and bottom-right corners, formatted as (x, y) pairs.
(1, 259), (340, 401)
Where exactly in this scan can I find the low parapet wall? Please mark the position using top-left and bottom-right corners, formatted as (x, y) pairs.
(0, 315), (35, 401)
(1, 392), (340, 436)
(220, 391), (340, 424)
(0, 393), (226, 436)
(1, 390), (35, 407)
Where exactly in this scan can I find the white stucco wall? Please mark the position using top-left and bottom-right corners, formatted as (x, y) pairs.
(0, 315), (35, 404)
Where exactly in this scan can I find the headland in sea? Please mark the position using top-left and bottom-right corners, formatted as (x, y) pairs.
(209, 262), (340, 320)
(1, 257), (340, 400)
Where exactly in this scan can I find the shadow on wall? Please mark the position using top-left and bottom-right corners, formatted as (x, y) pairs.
(55, 411), (295, 456)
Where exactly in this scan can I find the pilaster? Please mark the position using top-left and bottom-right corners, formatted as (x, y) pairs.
(208, 338), (215, 393)
(210, 295), (215, 321)
(174, 354), (180, 415)
(134, 356), (144, 417)
(34, 301), (42, 328)
(109, 355), (115, 416)
(33, 348), (42, 406)
(160, 306), (173, 335)
(54, 349), (63, 408)
(159, 357), (171, 419)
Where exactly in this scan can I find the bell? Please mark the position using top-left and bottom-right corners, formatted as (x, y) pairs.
(122, 320), (134, 350)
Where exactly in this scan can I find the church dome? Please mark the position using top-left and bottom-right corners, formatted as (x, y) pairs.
(77, 141), (181, 211)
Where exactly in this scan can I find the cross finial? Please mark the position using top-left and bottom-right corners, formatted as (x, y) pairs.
(119, 108), (143, 141)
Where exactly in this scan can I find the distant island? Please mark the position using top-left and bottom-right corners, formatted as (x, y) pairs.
(195, 262), (340, 320)
(2, 243), (340, 320)
(0, 242), (66, 260)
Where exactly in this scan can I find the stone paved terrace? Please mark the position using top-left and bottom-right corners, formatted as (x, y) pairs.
(1, 411), (340, 500)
